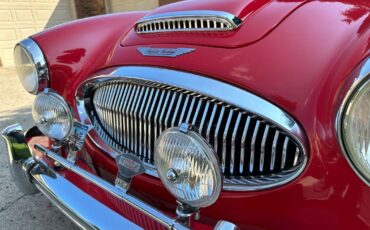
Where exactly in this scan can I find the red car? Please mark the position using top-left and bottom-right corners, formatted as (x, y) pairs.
(2, 0), (370, 229)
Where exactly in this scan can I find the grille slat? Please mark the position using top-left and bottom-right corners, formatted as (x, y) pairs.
(142, 88), (154, 160)
(281, 137), (289, 170)
(250, 120), (260, 173)
(271, 131), (280, 171)
(293, 147), (300, 167)
(171, 94), (183, 127)
(222, 109), (233, 173)
(260, 125), (270, 172)
(240, 116), (251, 174)
(214, 106), (225, 169)
(164, 92), (176, 129)
(231, 113), (241, 174)
(138, 88), (149, 157)
(90, 79), (306, 188)
(206, 104), (217, 142)
(198, 100), (209, 135)
(158, 91), (171, 136)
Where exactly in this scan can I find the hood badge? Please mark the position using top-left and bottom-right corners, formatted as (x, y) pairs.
(137, 47), (195, 57)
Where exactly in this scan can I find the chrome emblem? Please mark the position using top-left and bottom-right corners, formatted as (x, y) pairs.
(137, 47), (195, 57)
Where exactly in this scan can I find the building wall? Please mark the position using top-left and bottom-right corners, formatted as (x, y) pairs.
(108, 0), (158, 13)
(75, 0), (106, 18)
(0, 0), (76, 67)
(107, 0), (178, 13)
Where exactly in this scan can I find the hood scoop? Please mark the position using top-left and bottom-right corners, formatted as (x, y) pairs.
(136, 10), (243, 34)
(122, 0), (307, 48)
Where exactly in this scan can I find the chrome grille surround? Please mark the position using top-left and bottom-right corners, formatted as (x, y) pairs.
(136, 10), (242, 34)
(76, 66), (308, 191)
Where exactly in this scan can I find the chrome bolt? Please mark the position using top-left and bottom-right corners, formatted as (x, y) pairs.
(40, 117), (47, 126)
(166, 168), (179, 182)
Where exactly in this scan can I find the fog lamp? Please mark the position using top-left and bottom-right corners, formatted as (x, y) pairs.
(32, 89), (73, 141)
(154, 125), (222, 208)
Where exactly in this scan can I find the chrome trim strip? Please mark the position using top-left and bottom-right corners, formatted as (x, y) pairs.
(15, 38), (49, 94)
(336, 57), (370, 186)
(76, 66), (308, 191)
(136, 10), (242, 33)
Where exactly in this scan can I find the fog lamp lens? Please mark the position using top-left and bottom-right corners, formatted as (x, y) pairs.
(154, 127), (222, 208)
(32, 90), (73, 140)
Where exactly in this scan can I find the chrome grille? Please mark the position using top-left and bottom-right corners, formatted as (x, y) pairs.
(136, 10), (242, 34)
(88, 79), (306, 188)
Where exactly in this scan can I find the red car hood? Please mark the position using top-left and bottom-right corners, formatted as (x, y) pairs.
(121, 0), (307, 48)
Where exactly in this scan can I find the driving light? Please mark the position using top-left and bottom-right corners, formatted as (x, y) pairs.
(32, 89), (73, 141)
(14, 38), (48, 94)
(340, 70), (370, 183)
(154, 125), (222, 208)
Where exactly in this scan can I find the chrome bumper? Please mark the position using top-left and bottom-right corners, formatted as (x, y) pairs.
(2, 124), (142, 229)
(2, 124), (237, 230)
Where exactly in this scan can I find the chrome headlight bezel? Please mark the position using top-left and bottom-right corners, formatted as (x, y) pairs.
(337, 58), (370, 185)
(32, 89), (73, 141)
(14, 38), (49, 94)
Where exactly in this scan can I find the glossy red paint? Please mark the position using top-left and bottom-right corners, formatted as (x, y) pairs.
(30, 0), (370, 229)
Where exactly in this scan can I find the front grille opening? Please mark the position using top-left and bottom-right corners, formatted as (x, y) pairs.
(89, 80), (306, 189)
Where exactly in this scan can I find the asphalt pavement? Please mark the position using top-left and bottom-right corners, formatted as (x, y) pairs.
(0, 67), (79, 230)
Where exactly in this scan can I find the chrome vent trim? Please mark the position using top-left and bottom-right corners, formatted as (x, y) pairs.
(136, 10), (242, 34)
(76, 66), (308, 191)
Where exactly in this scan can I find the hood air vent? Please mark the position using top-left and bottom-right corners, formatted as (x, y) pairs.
(136, 10), (242, 34)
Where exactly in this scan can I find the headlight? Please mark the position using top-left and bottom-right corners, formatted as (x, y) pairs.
(154, 125), (222, 208)
(339, 59), (370, 183)
(14, 38), (48, 94)
(32, 89), (73, 141)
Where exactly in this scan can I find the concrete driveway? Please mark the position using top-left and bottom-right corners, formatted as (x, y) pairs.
(0, 68), (78, 230)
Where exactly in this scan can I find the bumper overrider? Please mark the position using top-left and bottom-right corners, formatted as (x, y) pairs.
(2, 124), (237, 230)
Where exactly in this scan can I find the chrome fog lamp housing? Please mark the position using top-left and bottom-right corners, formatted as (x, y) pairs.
(154, 124), (222, 208)
(32, 89), (73, 141)
(338, 59), (370, 184)
(14, 38), (48, 94)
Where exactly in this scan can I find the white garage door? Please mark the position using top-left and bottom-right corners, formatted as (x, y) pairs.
(108, 0), (158, 13)
(0, 0), (76, 67)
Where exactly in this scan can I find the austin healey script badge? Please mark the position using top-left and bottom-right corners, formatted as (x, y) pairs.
(137, 47), (195, 57)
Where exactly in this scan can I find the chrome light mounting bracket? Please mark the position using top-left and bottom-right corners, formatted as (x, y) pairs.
(115, 153), (146, 191)
(66, 121), (93, 163)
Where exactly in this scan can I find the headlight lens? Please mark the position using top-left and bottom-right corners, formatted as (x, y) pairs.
(32, 90), (73, 140)
(341, 78), (370, 182)
(154, 127), (222, 208)
(14, 38), (48, 94)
